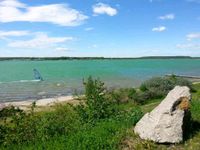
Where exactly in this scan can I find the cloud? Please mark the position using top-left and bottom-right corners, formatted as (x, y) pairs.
(159, 14), (175, 20)
(186, 33), (200, 40)
(0, 0), (88, 26)
(8, 33), (74, 49)
(0, 0), (26, 7)
(85, 27), (94, 31)
(152, 26), (166, 32)
(0, 30), (30, 38)
(149, 0), (163, 2)
(55, 47), (71, 51)
(93, 3), (117, 16)
(176, 43), (200, 50)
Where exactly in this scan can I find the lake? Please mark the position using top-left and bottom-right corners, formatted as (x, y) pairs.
(0, 59), (200, 102)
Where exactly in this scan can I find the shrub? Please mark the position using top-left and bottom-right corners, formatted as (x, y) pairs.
(0, 104), (81, 146)
(133, 91), (155, 104)
(76, 76), (116, 122)
(0, 106), (23, 119)
(0, 125), (8, 145)
(108, 88), (136, 104)
(140, 76), (193, 99)
(140, 77), (173, 94)
(35, 104), (81, 141)
(12, 106), (143, 150)
(174, 77), (193, 91)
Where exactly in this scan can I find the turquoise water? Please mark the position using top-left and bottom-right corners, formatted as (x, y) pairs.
(0, 59), (200, 102)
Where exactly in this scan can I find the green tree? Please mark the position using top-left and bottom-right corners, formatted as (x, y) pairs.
(76, 76), (115, 122)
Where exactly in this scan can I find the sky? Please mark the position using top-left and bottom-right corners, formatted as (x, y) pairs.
(0, 0), (200, 57)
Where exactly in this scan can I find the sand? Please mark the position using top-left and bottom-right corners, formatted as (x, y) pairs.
(1, 95), (75, 111)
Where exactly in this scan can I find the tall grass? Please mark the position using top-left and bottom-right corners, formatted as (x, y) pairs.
(0, 77), (143, 149)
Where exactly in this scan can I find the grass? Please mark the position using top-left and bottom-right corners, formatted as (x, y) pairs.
(120, 83), (200, 150)
(0, 77), (200, 150)
(1, 106), (143, 150)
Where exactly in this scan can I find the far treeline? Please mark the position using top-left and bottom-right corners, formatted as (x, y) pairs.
(0, 56), (200, 61)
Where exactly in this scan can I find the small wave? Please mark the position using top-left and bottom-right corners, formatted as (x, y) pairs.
(16, 80), (41, 83)
(0, 80), (41, 84)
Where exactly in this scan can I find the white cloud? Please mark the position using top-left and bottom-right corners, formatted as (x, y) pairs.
(149, 0), (163, 2)
(159, 14), (175, 20)
(186, 33), (200, 40)
(93, 3), (117, 16)
(0, 0), (26, 8)
(8, 33), (74, 49)
(0, 30), (30, 38)
(55, 47), (71, 51)
(152, 26), (166, 32)
(176, 43), (200, 50)
(0, 0), (88, 26)
(85, 27), (94, 31)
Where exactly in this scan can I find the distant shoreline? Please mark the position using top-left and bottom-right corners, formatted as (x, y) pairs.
(0, 56), (200, 61)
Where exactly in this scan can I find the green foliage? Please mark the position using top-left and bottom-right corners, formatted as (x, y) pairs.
(132, 91), (154, 104)
(138, 76), (193, 103)
(115, 106), (143, 126)
(140, 77), (173, 93)
(31, 101), (36, 115)
(76, 76), (116, 122)
(0, 104), (81, 146)
(3, 105), (143, 150)
(64, 120), (125, 150)
(141, 76), (192, 94)
(108, 88), (136, 104)
(191, 99), (200, 121)
(35, 104), (81, 141)
(1, 77), (200, 150)
(0, 106), (23, 119)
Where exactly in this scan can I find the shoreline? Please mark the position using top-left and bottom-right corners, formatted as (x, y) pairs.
(0, 95), (77, 111)
(0, 56), (200, 61)
(1, 78), (200, 111)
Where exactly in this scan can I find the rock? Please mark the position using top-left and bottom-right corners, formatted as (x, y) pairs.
(134, 86), (191, 143)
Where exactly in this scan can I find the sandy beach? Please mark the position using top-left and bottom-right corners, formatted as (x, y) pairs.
(0, 95), (78, 111)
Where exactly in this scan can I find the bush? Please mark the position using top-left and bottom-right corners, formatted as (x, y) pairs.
(76, 76), (116, 122)
(140, 77), (173, 93)
(136, 76), (193, 102)
(0, 106), (23, 119)
(133, 91), (155, 104)
(108, 88), (136, 104)
(0, 104), (81, 146)
(35, 104), (81, 141)
(7, 106), (143, 150)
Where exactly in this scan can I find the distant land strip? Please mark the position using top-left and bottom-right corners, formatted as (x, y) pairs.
(0, 56), (200, 61)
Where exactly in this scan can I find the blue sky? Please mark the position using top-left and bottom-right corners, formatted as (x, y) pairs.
(0, 0), (200, 57)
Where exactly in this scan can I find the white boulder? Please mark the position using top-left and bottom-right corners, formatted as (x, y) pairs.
(134, 86), (191, 143)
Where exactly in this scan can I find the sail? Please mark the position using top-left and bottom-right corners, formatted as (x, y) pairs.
(33, 69), (43, 81)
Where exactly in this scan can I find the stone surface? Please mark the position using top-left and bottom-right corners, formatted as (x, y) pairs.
(134, 86), (191, 143)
